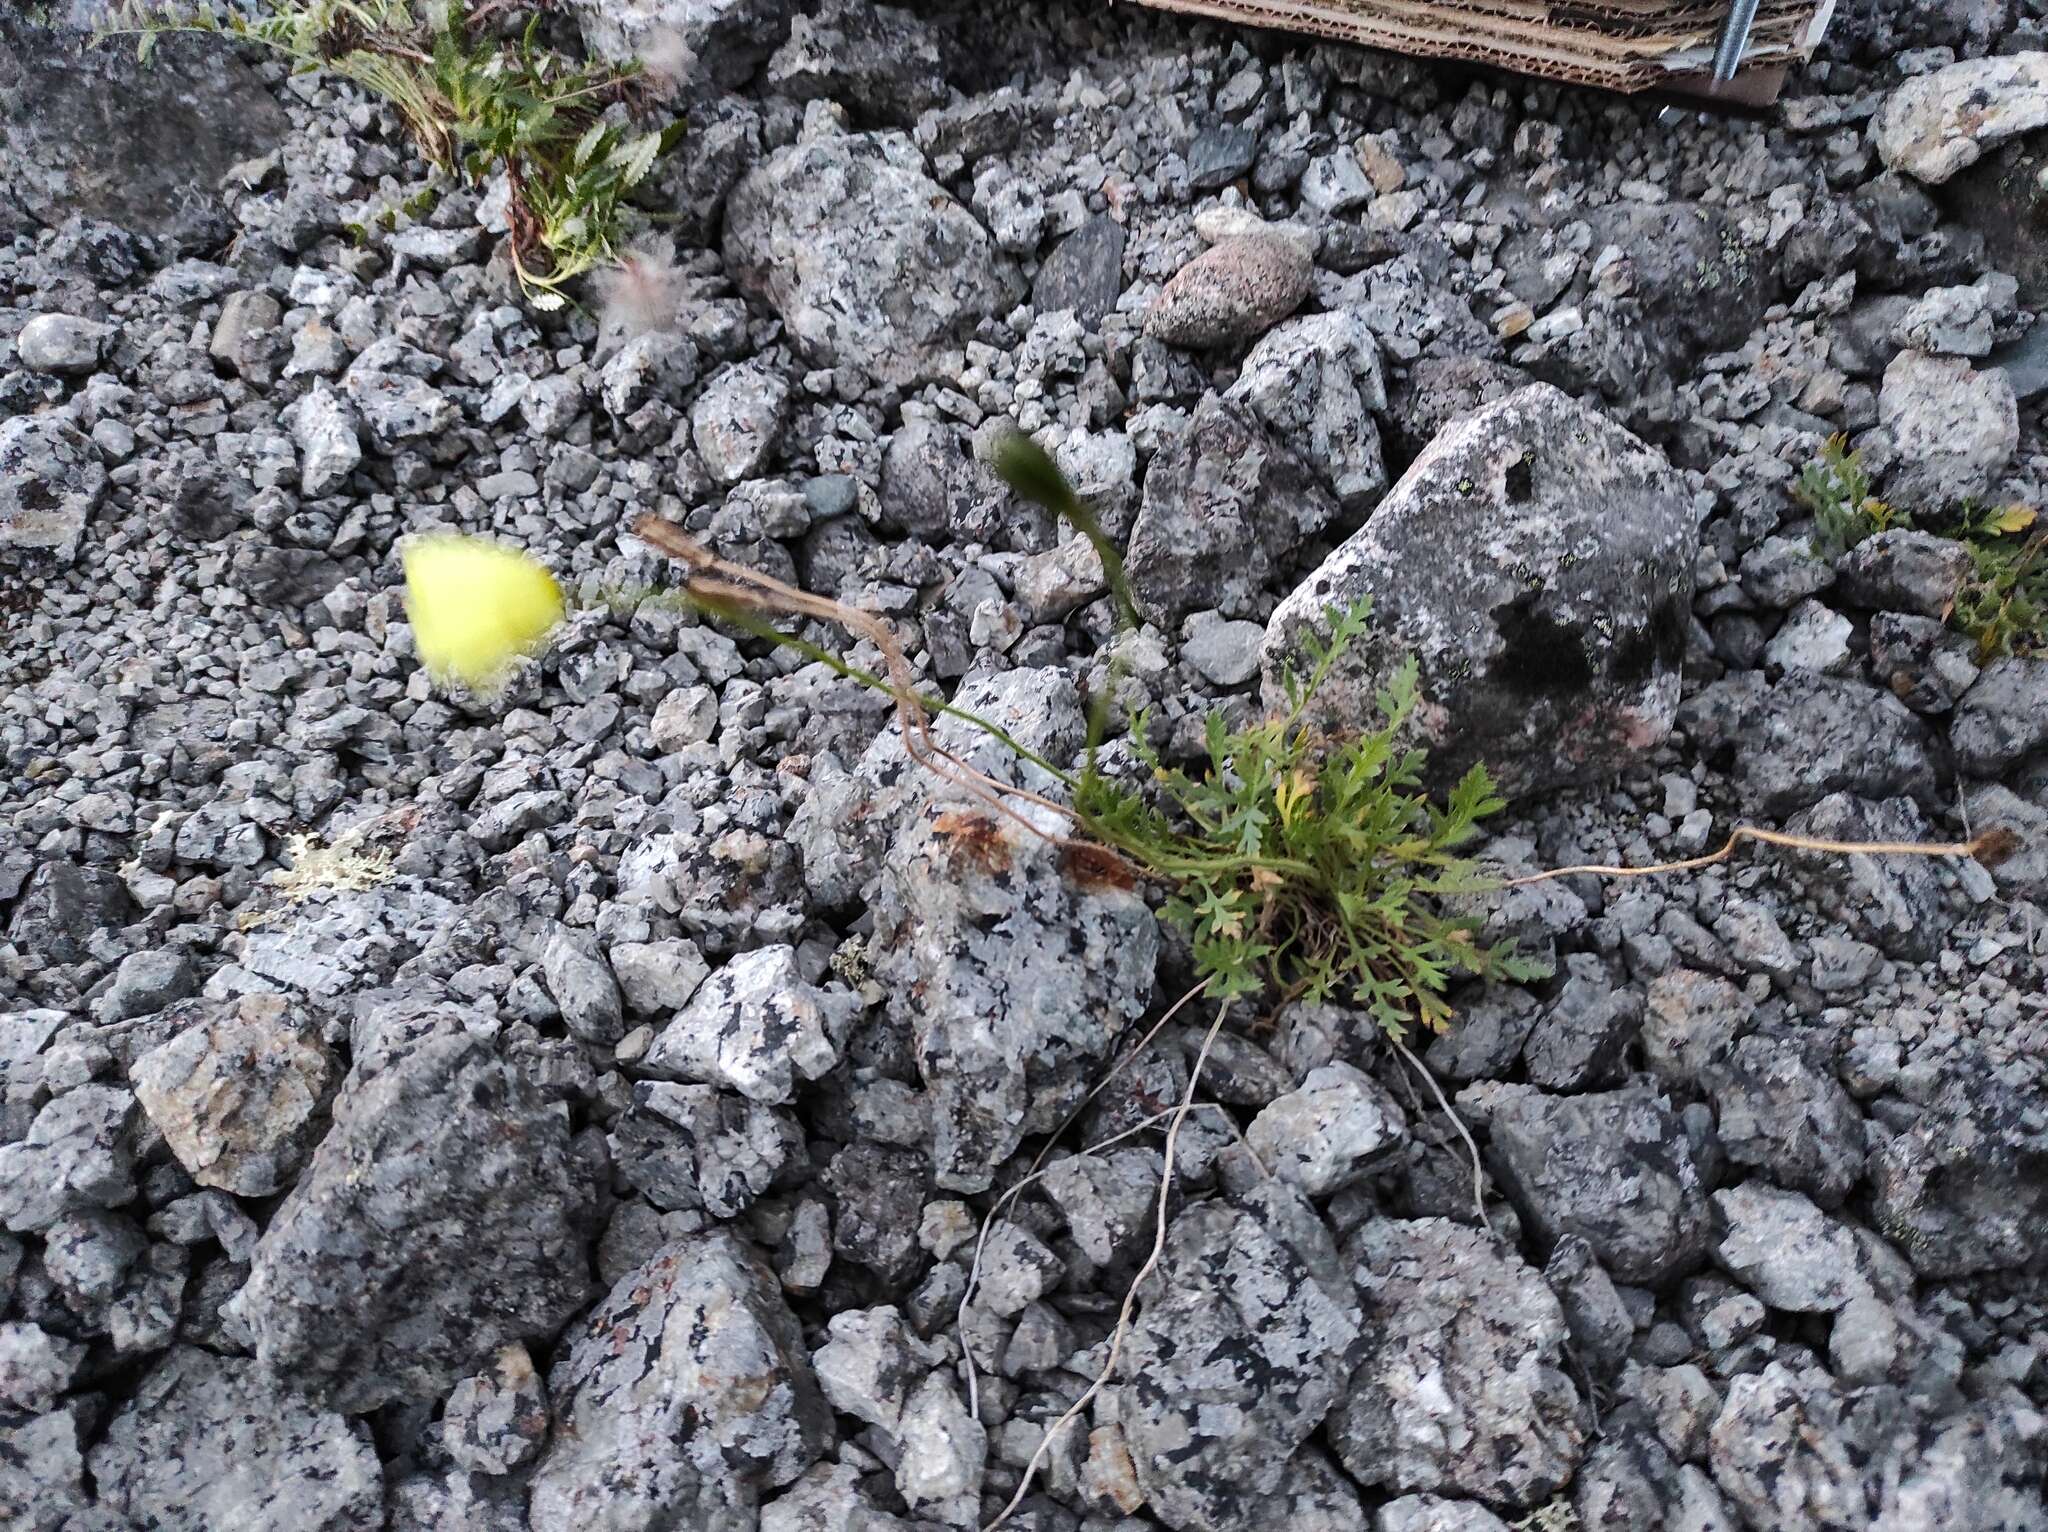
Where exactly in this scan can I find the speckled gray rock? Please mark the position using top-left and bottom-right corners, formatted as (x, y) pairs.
(129, 993), (337, 1198)
(285, 384), (361, 498)
(1226, 309), (1388, 512)
(1487, 1085), (1710, 1285)
(1950, 657), (2048, 777)
(343, 344), (457, 445)
(641, 943), (858, 1104)
(1711, 1185), (1873, 1314)
(224, 1008), (595, 1412)
(443, 1343), (548, 1477)
(1246, 1062), (1408, 1197)
(529, 1233), (830, 1531)
(1111, 1179), (1362, 1532)
(0, 415), (105, 563)
(762, 1463), (923, 1531)
(15, 314), (108, 375)
(88, 1347), (381, 1532)
(1869, 1067), (2048, 1277)
(1262, 384), (1694, 798)
(1709, 1361), (2048, 1532)
(1573, 1426), (1736, 1532)
(572, 0), (793, 90)
(693, 358), (792, 484)
(1331, 1217), (1584, 1510)
(609, 1079), (798, 1218)
(724, 125), (1019, 387)
(1126, 394), (1338, 622)
(0, 1085), (135, 1232)
(811, 1304), (941, 1433)
(894, 1371), (986, 1521)
(1834, 530), (1975, 618)
(1039, 1146), (1160, 1267)
(538, 923), (625, 1044)
(1641, 969), (1753, 1090)
(1875, 53), (2048, 185)
(1377, 1495), (1514, 1532)
(1677, 674), (1939, 818)
(868, 795), (1156, 1192)
(765, 0), (946, 126)
(2, 1008), (65, 1142)
(1877, 351), (2019, 505)
(0, 13), (291, 250)
(1145, 233), (1312, 349)
(0, 1408), (92, 1532)
(1706, 1035), (1865, 1207)
(1775, 794), (1951, 960)
(0, 1323), (85, 1416)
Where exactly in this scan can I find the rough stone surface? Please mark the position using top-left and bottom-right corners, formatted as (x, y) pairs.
(88, 1347), (382, 1532)
(1869, 1067), (2048, 1277)
(868, 796), (1157, 1192)
(1245, 1061), (1408, 1196)
(1127, 394), (1338, 622)
(1709, 1361), (2047, 1532)
(1875, 53), (2048, 185)
(642, 943), (859, 1104)
(0, 14), (292, 249)
(1262, 383), (1695, 797)
(1225, 309), (1389, 512)
(1112, 1179), (1363, 1532)
(1331, 1217), (1584, 1511)
(224, 1007), (595, 1412)
(724, 127), (1019, 387)
(129, 994), (337, 1198)
(0, 415), (105, 564)
(1878, 350), (2020, 504)
(1488, 1086), (1711, 1284)
(530, 1234), (830, 1531)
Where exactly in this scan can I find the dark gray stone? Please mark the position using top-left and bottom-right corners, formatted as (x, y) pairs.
(1331, 1216), (1584, 1510)
(530, 1234), (830, 1531)
(1262, 384), (1695, 798)
(724, 127), (1020, 388)
(1033, 215), (1127, 327)
(1112, 1179), (1363, 1532)
(0, 415), (105, 565)
(1869, 1066), (2048, 1277)
(0, 14), (291, 251)
(1488, 1085), (1711, 1285)
(224, 1006), (595, 1412)
(1127, 394), (1338, 623)
(765, 0), (946, 125)
(89, 1347), (381, 1532)
(868, 795), (1156, 1192)
(1706, 1035), (1865, 1208)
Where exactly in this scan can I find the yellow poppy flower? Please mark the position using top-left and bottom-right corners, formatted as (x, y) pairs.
(402, 533), (565, 691)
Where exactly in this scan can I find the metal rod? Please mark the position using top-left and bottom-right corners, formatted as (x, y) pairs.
(1711, 0), (1763, 83)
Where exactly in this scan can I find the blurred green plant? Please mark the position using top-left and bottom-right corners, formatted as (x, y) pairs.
(102, 0), (680, 306)
(1797, 433), (1907, 557)
(1794, 437), (2043, 661)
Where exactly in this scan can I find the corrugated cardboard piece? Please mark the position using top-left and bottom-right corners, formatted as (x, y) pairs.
(1125, 0), (1836, 103)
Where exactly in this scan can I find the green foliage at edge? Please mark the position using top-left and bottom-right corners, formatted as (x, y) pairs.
(101, 0), (679, 307)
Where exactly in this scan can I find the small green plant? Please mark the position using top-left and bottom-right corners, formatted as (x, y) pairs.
(1797, 434), (1908, 557)
(1793, 439), (2044, 660)
(103, 0), (680, 306)
(1070, 604), (1546, 1034)
(1951, 501), (2045, 662)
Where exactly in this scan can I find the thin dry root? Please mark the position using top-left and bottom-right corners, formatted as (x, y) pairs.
(979, 1001), (1233, 1532)
(1502, 824), (2017, 887)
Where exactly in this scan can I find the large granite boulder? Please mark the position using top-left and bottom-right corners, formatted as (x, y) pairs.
(1261, 384), (1695, 797)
